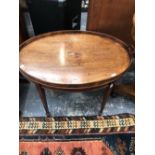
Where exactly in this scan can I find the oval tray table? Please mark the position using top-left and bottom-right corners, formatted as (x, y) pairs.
(20, 30), (131, 116)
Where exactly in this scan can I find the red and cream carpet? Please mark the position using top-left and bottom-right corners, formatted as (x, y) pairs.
(19, 114), (135, 155)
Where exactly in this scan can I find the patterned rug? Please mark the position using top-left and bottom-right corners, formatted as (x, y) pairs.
(20, 141), (113, 155)
(20, 114), (135, 155)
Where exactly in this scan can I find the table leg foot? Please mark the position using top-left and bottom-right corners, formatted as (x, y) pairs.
(99, 83), (114, 115)
(35, 84), (51, 117)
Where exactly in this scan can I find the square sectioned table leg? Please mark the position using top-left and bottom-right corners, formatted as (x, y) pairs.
(99, 83), (114, 115)
(35, 84), (51, 117)
(35, 83), (113, 117)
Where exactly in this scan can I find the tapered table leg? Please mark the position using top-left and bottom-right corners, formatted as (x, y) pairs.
(99, 83), (114, 115)
(35, 84), (51, 117)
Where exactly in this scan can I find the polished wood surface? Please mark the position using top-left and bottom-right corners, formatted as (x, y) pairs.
(113, 14), (135, 100)
(87, 0), (135, 45)
(20, 31), (131, 90)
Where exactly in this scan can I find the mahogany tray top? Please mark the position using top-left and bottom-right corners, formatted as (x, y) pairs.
(20, 31), (131, 90)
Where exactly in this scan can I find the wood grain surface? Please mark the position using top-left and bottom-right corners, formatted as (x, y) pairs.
(20, 30), (131, 90)
(87, 0), (135, 45)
